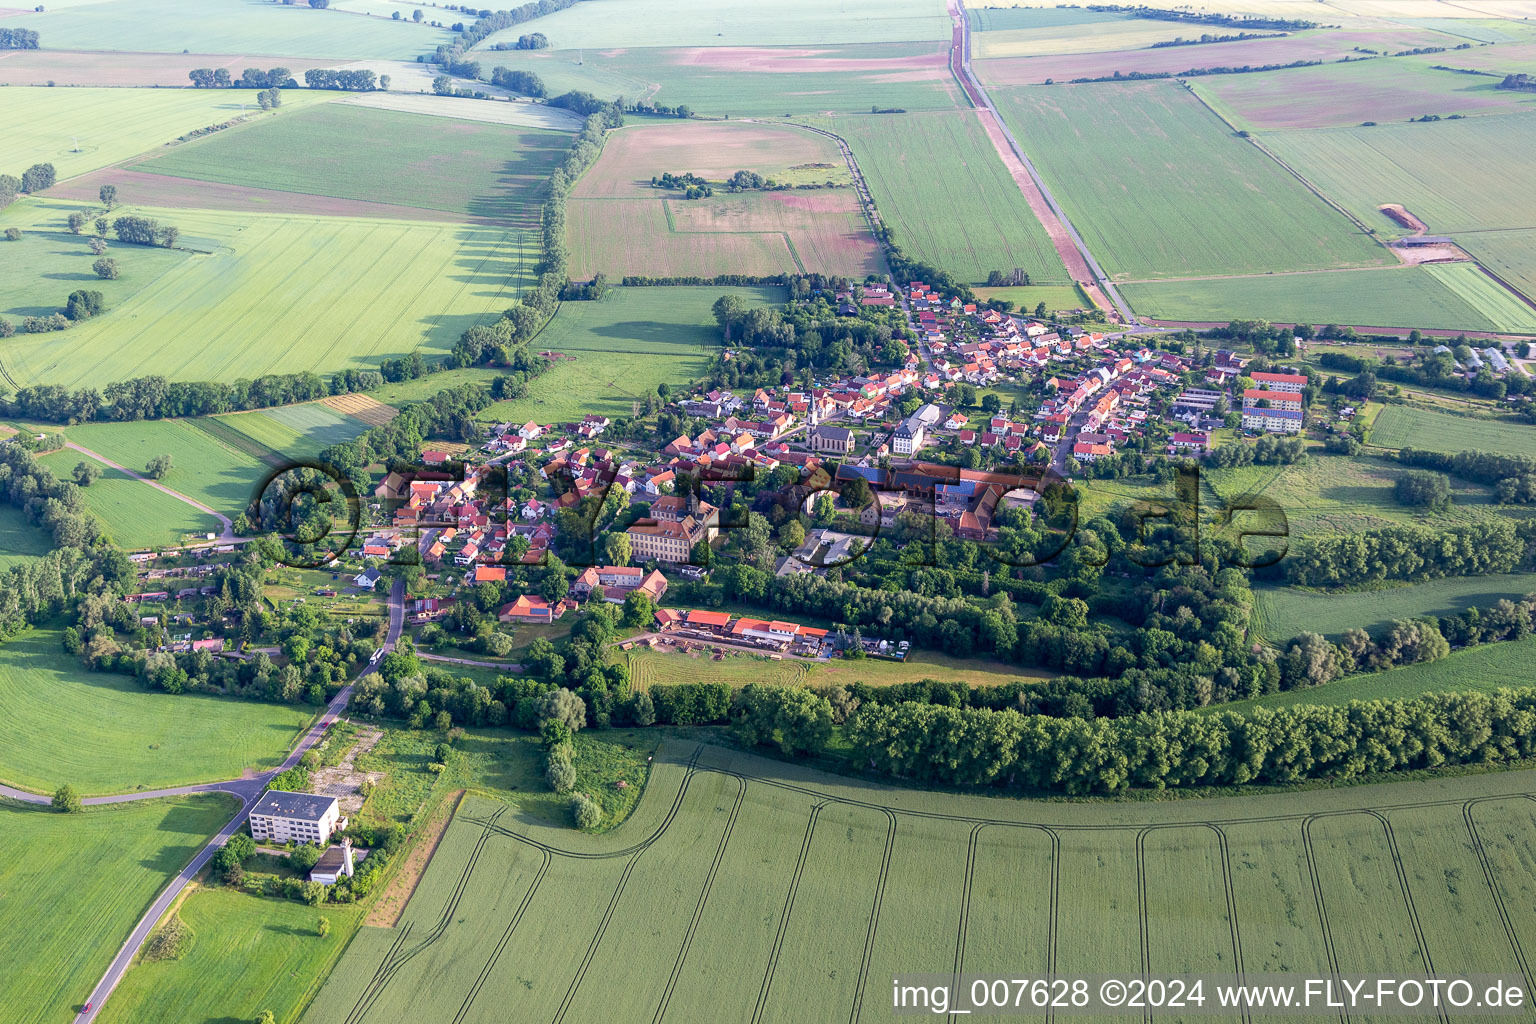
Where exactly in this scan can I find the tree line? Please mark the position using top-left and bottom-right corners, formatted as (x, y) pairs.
(3, 369), (384, 424)
(303, 68), (380, 91)
(846, 688), (1536, 794)
(187, 66), (296, 88)
(428, 0), (582, 65)
(1286, 519), (1536, 587)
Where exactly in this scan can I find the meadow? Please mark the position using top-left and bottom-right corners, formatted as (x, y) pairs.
(134, 104), (569, 226)
(0, 504), (51, 571)
(37, 451), (217, 548)
(991, 82), (1388, 281)
(1265, 112), (1536, 235)
(216, 402), (371, 462)
(302, 743), (1536, 1024)
(1370, 405), (1536, 456)
(0, 87), (334, 181)
(97, 887), (365, 1024)
(0, 205), (189, 321)
(1121, 263), (1536, 333)
(1191, 59), (1536, 131)
(0, 794), (235, 1024)
(974, 284), (1089, 311)
(827, 111), (1073, 286)
(63, 418), (272, 522)
(482, 286), (782, 424)
(0, 627), (315, 795)
(1253, 573), (1536, 641)
(2, 0), (448, 58)
(470, 0), (949, 49)
(5, 208), (535, 388)
(1230, 636), (1536, 710)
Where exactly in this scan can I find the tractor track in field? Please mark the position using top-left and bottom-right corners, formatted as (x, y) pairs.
(848, 809), (897, 1024)
(751, 802), (826, 1024)
(1464, 798), (1536, 994)
(652, 777), (747, 1024)
(1299, 816), (1348, 1024)
(453, 848), (552, 1024)
(344, 806), (509, 1024)
(1365, 809), (1448, 1024)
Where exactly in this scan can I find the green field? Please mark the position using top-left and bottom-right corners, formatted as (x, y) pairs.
(973, 18), (1203, 58)
(37, 451), (220, 547)
(974, 284), (1090, 311)
(4, 0), (448, 57)
(1266, 112), (1536, 236)
(624, 646), (1050, 691)
(0, 794), (234, 1024)
(304, 741), (1536, 1024)
(0, 504), (51, 571)
(470, 0), (948, 48)
(486, 44), (967, 117)
(1122, 263), (1536, 333)
(134, 104), (568, 226)
(1462, 227), (1536, 303)
(991, 81), (1387, 281)
(216, 403), (370, 461)
(6, 207), (535, 388)
(0, 203), (190, 320)
(967, 6), (1120, 32)
(97, 886), (365, 1024)
(1204, 453), (1514, 537)
(0, 87), (335, 181)
(1370, 405), (1536, 457)
(0, 627), (315, 795)
(1192, 58), (1536, 132)
(483, 285), (783, 423)
(63, 418), (271, 522)
(1232, 636), (1536, 710)
(826, 111), (1073, 285)
(1254, 573), (1536, 641)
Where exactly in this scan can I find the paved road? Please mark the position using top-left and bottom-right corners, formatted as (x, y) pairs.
(65, 440), (236, 539)
(65, 578), (405, 1024)
(947, 0), (1140, 327)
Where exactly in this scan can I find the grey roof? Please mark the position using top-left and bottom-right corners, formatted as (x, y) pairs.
(815, 425), (854, 442)
(251, 790), (337, 822)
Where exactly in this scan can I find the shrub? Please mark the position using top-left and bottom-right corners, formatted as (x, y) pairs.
(545, 754), (576, 793)
(570, 793), (602, 830)
(52, 784), (82, 813)
(145, 913), (192, 961)
(3, 228), (20, 241)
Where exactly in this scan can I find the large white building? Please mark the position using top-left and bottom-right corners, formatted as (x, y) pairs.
(249, 791), (342, 846)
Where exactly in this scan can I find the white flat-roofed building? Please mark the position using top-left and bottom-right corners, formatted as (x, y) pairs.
(249, 791), (342, 846)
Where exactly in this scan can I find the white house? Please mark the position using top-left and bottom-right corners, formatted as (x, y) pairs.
(249, 791), (342, 846)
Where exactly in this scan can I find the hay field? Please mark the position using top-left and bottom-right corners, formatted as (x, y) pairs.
(0, 504), (50, 571)
(972, 18), (1214, 58)
(303, 744), (1536, 1024)
(323, 392), (399, 427)
(133, 104), (569, 226)
(0, 794), (235, 1024)
(0, 627), (316, 795)
(829, 111), (1073, 285)
(991, 82), (1388, 281)
(0, 86), (334, 181)
(5, 209), (536, 388)
(37, 451), (221, 547)
(1, 0), (448, 58)
(1192, 59), (1536, 131)
(1122, 264), (1536, 333)
(470, 0), (949, 49)
(1370, 406), (1536, 456)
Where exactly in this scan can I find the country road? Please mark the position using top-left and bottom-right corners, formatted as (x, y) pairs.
(48, 578), (406, 1024)
(947, 0), (1139, 326)
(65, 440), (236, 539)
